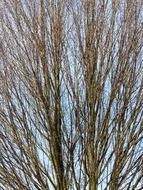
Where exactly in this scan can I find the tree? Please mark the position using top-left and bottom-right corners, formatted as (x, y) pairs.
(0, 0), (143, 189)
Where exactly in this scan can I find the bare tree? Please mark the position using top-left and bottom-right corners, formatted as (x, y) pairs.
(0, 0), (143, 189)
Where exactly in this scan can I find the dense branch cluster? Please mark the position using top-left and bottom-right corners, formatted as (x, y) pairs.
(0, 0), (143, 189)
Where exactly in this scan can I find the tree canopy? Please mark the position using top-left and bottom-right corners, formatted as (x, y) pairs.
(0, 0), (143, 189)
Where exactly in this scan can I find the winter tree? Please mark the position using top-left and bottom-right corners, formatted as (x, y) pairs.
(0, 0), (143, 189)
